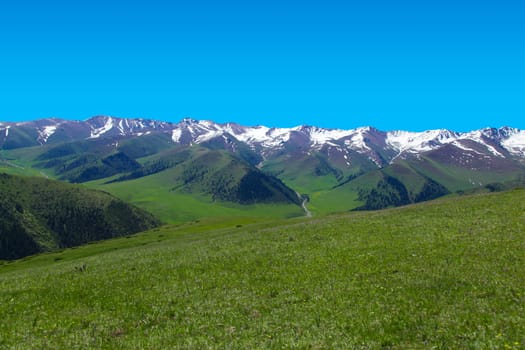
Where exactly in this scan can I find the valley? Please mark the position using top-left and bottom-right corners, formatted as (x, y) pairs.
(1, 116), (524, 222)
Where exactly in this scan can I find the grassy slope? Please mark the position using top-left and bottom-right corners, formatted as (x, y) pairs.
(1, 189), (524, 349)
(0, 173), (160, 259)
(306, 171), (383, 215)
(262, 157), (341, 194)
(1, 147), (308, 222)
(88, 166), (304, 224)
(0, 148), (51, 177)
(409, 155), (524, 192)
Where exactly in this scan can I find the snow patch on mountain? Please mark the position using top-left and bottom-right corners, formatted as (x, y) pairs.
(117, 119), (126, 134)
(38, 125), (57, 143)
(386, 129), (454, 153)
(305, 127), (353, 146)
(224, 124), (292, 148)
(345, 128), (372, 150)
(451, 140), (484, 155)
(267, 128), (293, 146)
(0, 126), (8, 139)
(227, 125), (271, 144)
(458, 130), (505, 157)
(460, 130), (487, 146)
(483, 144), (504, 157)
(501, 130), (525, 156)
(171, 129), (182, 143)
(196, 130), (224, 143)
(89, 117), (114, 138)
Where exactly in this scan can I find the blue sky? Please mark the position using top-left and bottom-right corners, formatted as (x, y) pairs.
(0, 0), (523, 131)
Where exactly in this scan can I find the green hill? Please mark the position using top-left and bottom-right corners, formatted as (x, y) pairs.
(93, 147), (304, 223)
(2, 141), (305, 222)
(1, 189), (524, 348)
(0, 173), (159, 259)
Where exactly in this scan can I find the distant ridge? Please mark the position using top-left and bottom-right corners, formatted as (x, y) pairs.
(1, 116), (524, 164)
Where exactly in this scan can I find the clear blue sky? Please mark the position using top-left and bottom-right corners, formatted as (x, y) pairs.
(0, 0), (523, 131)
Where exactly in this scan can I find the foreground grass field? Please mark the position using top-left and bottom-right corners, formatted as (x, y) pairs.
(1, 190), (524, 349)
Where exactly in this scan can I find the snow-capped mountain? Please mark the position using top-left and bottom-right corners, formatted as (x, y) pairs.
(2, 116), (525, 213)
(163, 118), (525, 166)
(1, 116), (525, 166)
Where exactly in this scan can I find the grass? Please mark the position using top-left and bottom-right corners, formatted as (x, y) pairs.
(305, 170), (384, 215)
(1, 189), (524, 348)
(86, 167), (305, 224)
(410, 155), (523, 192)
(307, 188), (361, 215)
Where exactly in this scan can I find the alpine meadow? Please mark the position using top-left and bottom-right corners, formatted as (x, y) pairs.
(1, 116), (525, 348)
(1, 189), (524, 348)
(2, 0), (525, 348)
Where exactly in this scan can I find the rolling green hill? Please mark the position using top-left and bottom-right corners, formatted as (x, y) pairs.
(2, 141), (306, 222)
(91, 147), (304, 223)
(0, 189), (523, 348)
(261, 148), (373, 194)
(305, 157), (525, 214)
(0, 173), (159, 259)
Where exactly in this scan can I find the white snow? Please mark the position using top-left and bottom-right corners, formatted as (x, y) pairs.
(265, 128), (293, 146)
(307, 127), (353, 145)
(346, 129), (371, 150)
(230, 126), (291, 148)
(386, 129), (456, 153)
(196, 130), (224, 143)
(198, 120), (216, 129)
(501, 130), (525, 156)
(89, 117), (114, 138)
(225, 125), (269, 143)
(118, 119), (125, 134)
(462, 130), (483, 143)
(483, 144), (504, 157)
(451, 140), (484, 155)
(384, 129), (461, 163)
(171, 129), (182, 143)
(38, 125), (57, 143)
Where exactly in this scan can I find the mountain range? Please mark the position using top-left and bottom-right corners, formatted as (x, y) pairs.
(2, 116), (525, 160)
(1, 116), (524, 219)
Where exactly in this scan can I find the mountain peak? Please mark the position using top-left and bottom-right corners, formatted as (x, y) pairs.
(180, 117), (200, 125)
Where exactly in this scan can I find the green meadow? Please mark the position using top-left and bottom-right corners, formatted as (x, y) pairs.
(1, 189), (524, 349)
(86, 170), (305, 224)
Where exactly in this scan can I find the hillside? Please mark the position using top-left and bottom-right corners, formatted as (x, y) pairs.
(1, 189), (524, 348)
(0, 173), (159, 259)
